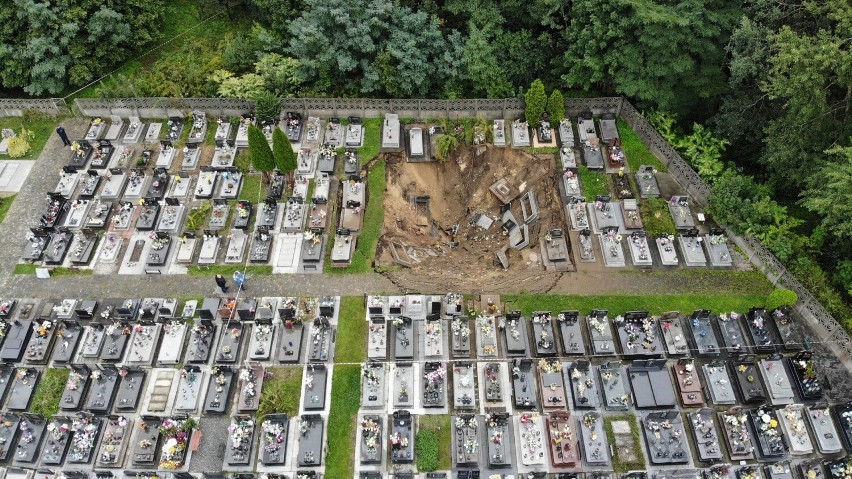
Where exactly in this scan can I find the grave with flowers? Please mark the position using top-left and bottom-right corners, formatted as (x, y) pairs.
(598, 226), (626, 267)
(217, 322), (244, 364)
(157, 415), (196, 470)
(12, 414), (47, 466)
(126, 319), (161, 365)
(66, 413), (102, 464)
(512, 358), (538, 410)
(686, 310), (721, 357)
(258, 413), (289, 466)
(758, 354), (795, 405)
(185, 318), (216, 364)
(715, 311), (747, 356)
(297, 414), (324, 467)
(452, 361), (477, 409)
(566, 360), (600, 409)
(483, 362), (503, 403)
(42, 416), (73, 465)
(452, 414), (481, 467)
(502, 311), (529, 358)
(237, 362), (265, 413)
(737, 466), (765, 479)
(475, 313), (499, 358)
(60, 364), (91, 411)
(0, 415), (26, 462)
(307, 315), (334, 362)
(586, 310), (615, 356)
(615, 311), (663, 359)
(247, 318), (274, 361)
(224, 415), (257, 468)
(202, 366), (234, 414)
(174, 365), (204, 413)
(824, 457), (852, 479)
(393, 316), (416, 361)
(578, 411), (609, 467)
(689, 407), (723, 462)
(636, 165), (661, 198)
(450, 316), (471, 359)
(157, 317), (188, 366)
(392, 361), (415, 408)
(706, 465), (735, 479)
(599, 361), (631, 410)
(530, 311), (557, 357)
(85, 366), (119, 414)
(7, 368), (39, 411)
(552, 311), (583, 356)
(642, 411), (689, 465)
(538, 359), (566, 411)
(705, 229), (733, 267)
(627, 230), (652, 266)
(130, 415), (162, 466)
(658, 312), (688, 356)
(100, 320), (131, 361)
(787, 350), (823, 401)
(115, 367), (146, 412)
(797, 460), (824, 479)
(276, 307), (304, 364)
(678, 230), (707, 267)
(567, 198), (590, 231)
(423, 361), (447, 408)
(807, 404), (843, 454)
(302, 363), (328, 411)
(777, 404), (814, 455)
(423, 314), (445, 359)
(361, 362), (385, 409)
(748, 405), (788, 460)
(730, 356), (767, 404)
(359, 414), (383, 465)
(24, 316), (56, 364)
(51, 320), (82, 363)
(96, 415), (132, 467)
(673, 358), (704, 406)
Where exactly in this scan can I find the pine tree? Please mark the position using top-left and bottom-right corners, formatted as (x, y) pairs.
(546, 89), (565, 123)
(248, 124), (275, 174)
(272, 127), (288, 172)
(524, 79), (547, 128)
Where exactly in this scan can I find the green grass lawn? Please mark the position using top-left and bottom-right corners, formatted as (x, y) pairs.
(0, 194), (16, 224)
(325, 365), (362, 479)
(0, 115), (65, 159)
(31, 369), (70, 418)
(255, 367), (302, 421)
(503, 292), (769, 316)
(186, 265), (271, 276)
(579, 165), (609, 202)
(336, 297), (367, 363)
(238, 175), (262, 202)
(416, 415), (451, 471)
(618, 118), (667, 172)
(640, 196), (677, 237)
(604, 415), (645, 473)
(13, 263), (37, 275)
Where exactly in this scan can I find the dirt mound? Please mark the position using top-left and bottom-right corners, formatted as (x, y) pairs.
(378, 145), (568, 286)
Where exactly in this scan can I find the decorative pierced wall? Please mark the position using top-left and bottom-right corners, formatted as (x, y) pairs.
(0, 98), (68, 116)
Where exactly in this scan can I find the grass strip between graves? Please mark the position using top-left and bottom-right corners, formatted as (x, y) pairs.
(255, 366), (302, 421)
(49, 267), (93, 277)
(503, 293), (768, 317)
(186, 265), (272, 276)
(523, 147), (560, 155)
(416, 414), (451, 471)
(604, 415), (646, 473)
(0, 194), (16, 224)
(13, 263), (37, 275)
(640, 196), (677, 237)
(336, 296), (367, 363)
(31, 368), (70, 418)
(618, 117), (668, 172)
(325, 364), (362, 479)
(238, 174), (263, 203)
(579, 165), (609, 202)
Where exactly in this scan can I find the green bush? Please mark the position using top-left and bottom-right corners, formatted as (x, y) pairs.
(435, 134), (460, 161)
(252, 90), (282, 122)
(415, 429), (439, 471)
(524, 79), (547, 128)
(7, 128), (33, 158)
(185, 201), (212, 232)
(766, 288), (798, 311)
(546, 89), (565, 123)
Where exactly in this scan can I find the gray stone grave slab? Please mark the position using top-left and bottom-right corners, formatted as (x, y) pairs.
(247, 321), (274, 361)
(483, 362), (502, 403)
(224, 229), (248, 264)
(173, 367), (203, 413)
(716, 312), (747, 355)
(216, 322), (243, 363)
(449, 317), (471, 359)
(578, 412), (609, 467)
(12, 416), (46, 466)
(281, 198), (305, 233)
(124, 118), (145, 143)
(758, 357), (794, 405)
(277, 323), (304, 363)
(687, 310), (721, 357)
(392, 362), (415, 408)
(130, 416), (162, 466)
(561, 149), (580, 173)
(156, 204), (185, 233)
(389, 410), (413, 464)
(530, 312), (557, 357)
(114, 368), (146, 412)
(212, 142), (237, 169)
(636, 166), (661, 198)
(598, 232), (626, 267)
(423, 318), (445, 359)
(303, 363), (328, 411)
(96, 415), (132, 467)
(512, 120), (530, 147)
(702, 362), (736, 405)
(484, 412), (514, 470)
(586, 310), (615, 356)
(660, 315), (689, 356)
(60, 365), (91, 411)
(615, 312), (663, 359)
(583, 144), (604, 169)
(806, 405), (843, 454)
(317, 143), (337, 172)
(110, 202), (135, 231)
(567, 200), (590, 230)
(68, 231), (99, 264)
(556, 311), (585, 356)
(558, 118), (576, 146)
(770, 306), (804, 352)
(678, 235), (707, 266)
(180, 144), (201, 171)
(237, 362), (264, 413)
(24, 319), (56, 363)
(565, 360), (600, 409)
(627, 231), (653, 266)
(367, 318), (388, 360)
(256, 202), (279, 229)
(452, 362), (476, 410)
(41, 416), (73, 465)
(539, 361), (567, 411)
(453, 414), (481, 467)
(360, 415), (383, 465)
(718, 411), (755, 460)
(223, 416), (256, 469)
(0, 413), (22, 462)
(493, 119), (507, 146)
(296, 149), (317, 176)
(86, 367), (119, 414)
(43, 229), (73, 265)
(99, 323), (130, 361)
(512, 359), (538, 410)
(125, 321), (161, 365)
(65, 415), (101, 464)
(122, 171), (149, 201)
(642, 412), (690, 465)
(207, 202), (230, 230)
(197, 233), (220, 264)
(393, 317), (416, 361)
(749, 406), (788, 460)
(361, 362), (386, 409)
(669, 196), (695, 230)
(590, 200), (620, 232)
(7, 368), (39, 410)
(515, 412), (546, 467)
(705, 234), (733, 267)
(297, 415), (324, 467)
(656, 235), (680, 266)
(203, 366), (234, 414)
(689, 408), (723, 462)
(236, 117), (254, 147)
(157, 320), (188, 366)
(144, 121), (162, 142)
(304, 117), (323, 144)
(628, 359), (677, 408)
(423, 362), (446, 408)
(673, 360), (704, 406)
(346, 120), (364, 147)
(54, 171), (80, 199)
(195, 170), (218, 199)
(475, 315), (499, 358)
(306, 318), (333, 362)
(777, 404), (813, 455)
(503, 314), (530, 357)
(744, 307), (778, 353)
(382, 114), (400, 149)
(1, 320), (32, 362)
(599, 362), (630, 410)
(259, 414), (289, 465)
(185, 320), (216, 363)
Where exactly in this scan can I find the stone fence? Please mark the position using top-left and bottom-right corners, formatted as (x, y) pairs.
(9, 94), (850, 357)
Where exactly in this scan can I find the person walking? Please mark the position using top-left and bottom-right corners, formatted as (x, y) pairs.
(56, 125), (71, 146)
(233, 271), (247, 291)
(215, 274), (229, 293)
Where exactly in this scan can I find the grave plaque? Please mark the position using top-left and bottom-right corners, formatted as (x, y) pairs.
(204, 366), (234, 414)
(224, 416), (256, 467)
(25, 318), (57, 363)
(12, 415), (46, 466)
(361, 362), (386, 409)
(628, 359), (677, 408)
(423, 362), (447, 408)
(512, 359), (538, 409)
(484, 363), (502, 402)
(130, 416), (162, 466)
(423, 316), (445, 359)
(673, 359), (704, 406)
(587, 310), (616, 356)
(157, 319), (188, 365)
(60, 364), (91, 410)
(393, 316), (416, 360)
(475, 314), (499, 358)
(579, 412), (609, 466)
(660, 313), (689, 356)
(7, 367), (39, 410)
(237, 362), (264, 413)
(643, 412), (689, 465)
(599, 361), (631, 410)
(392, 362), (415, 408)
(100, 321), (131, 361)
(557, 311), (586, 355)
(297, 415), (324, 466)
(743, 307), (778, 353)
(52, 320), (82, 363)
(598, 228), (626, 267)
(539, 360), (567, 410)
(96, 415), (132, 467)
(216, 322), (244, 363)
(367, 317), (388, 360)
(41, 416), (73, 465)
(689, 408), (724, 462)
(787, 351), (823, 400)
(807, 405), (843, 454)
(656, 234), (680, 266)
(770, 306), (804, 352)
(730, 357), (767, 403)
(777, 404), (813, 455)
(185, 320), (216, 363)
(531, 311), (558, 357)
(66, 415), (102, 464)
(512, 119), (531, 147)
(85, 367), (119, 413)
(248, 319), (274, 360)
(1, 319), (32, 362)
(636, 165), (661, 198)
(114, 368), (145, 411)
(493, 120), (507, 146)
(359, 414), (383, 465)
(259, 414), (289, 465)
(452, 362), (477, 410)
(453, 414), (481, 467)
(705, 232), (733, 267)
(277, 320), (304, 363)
(0, 413), (22, 462)
(307, 316), (333, 362)
(758, 355), (794, 405)
(303, 363), (328, 411)
(566, 360), (600, 409)
(679, 233), (707, 267)
(173, 366), (203, 413)
(125, 320), (161, 365)
(503, 312), (530, 357)
(749, 406), (788, 460)
(615, 311), (663, 359)
(687, 310), (721, 357)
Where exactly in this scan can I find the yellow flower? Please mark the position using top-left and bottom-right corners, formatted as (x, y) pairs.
(738, 364), (747, 373)
(769, 419), (778, 428)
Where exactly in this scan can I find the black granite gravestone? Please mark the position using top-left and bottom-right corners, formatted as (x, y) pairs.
(749, 406), (788, 460)
(259, 414), (289, 465)
(114, 367), (145, 412)
(52, 320), (82, 363)
(303, 363), (328, 411)
(96, 415), (132, 467)
(393, 316), (415, 361)
(423, 362), (447, 408)
(687, 310), (721, 357)
(390, 410), (414, 464)
(0, 413), (21, 462)
(186, 320), (216, 363)
(130, 416), (162, 466)
(587, 310), (616, 356)
(628, 359), (677, 408)
(718, 409), (755, 460)
(566, 360), (600, 409)
(512, 359), (538, 409)
(277, 320), (304, 363)
(729, 357), (767, 404)
(85, 366), (119, 414)
(557, 311), (586, 356)
(689, 407), (723, 462)
(297, 414), (324, 467)
(223, 416), (256, 467)
(12, 415), (46, 466)
(743, 307), (778, 354)
(360, 415), (383, 465)
(7, 367), (40, 410)
(60, 364), (91, 411)
(531, 311), (557, 357)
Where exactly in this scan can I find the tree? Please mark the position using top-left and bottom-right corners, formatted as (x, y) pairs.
(524, 79), (547, 128)
(272, 127), (293, 172)
(462, 22), (513, 98)
(801, 143), (852, 241)
(252, 91), (281, 122)
(546, 89), (565, 123)
(217, 73), (265, 99)
(377, 8), (446, 97)
(255, 53), (301, 97)
(248, 125), (275, 174)
(766, 289), (798, 311)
